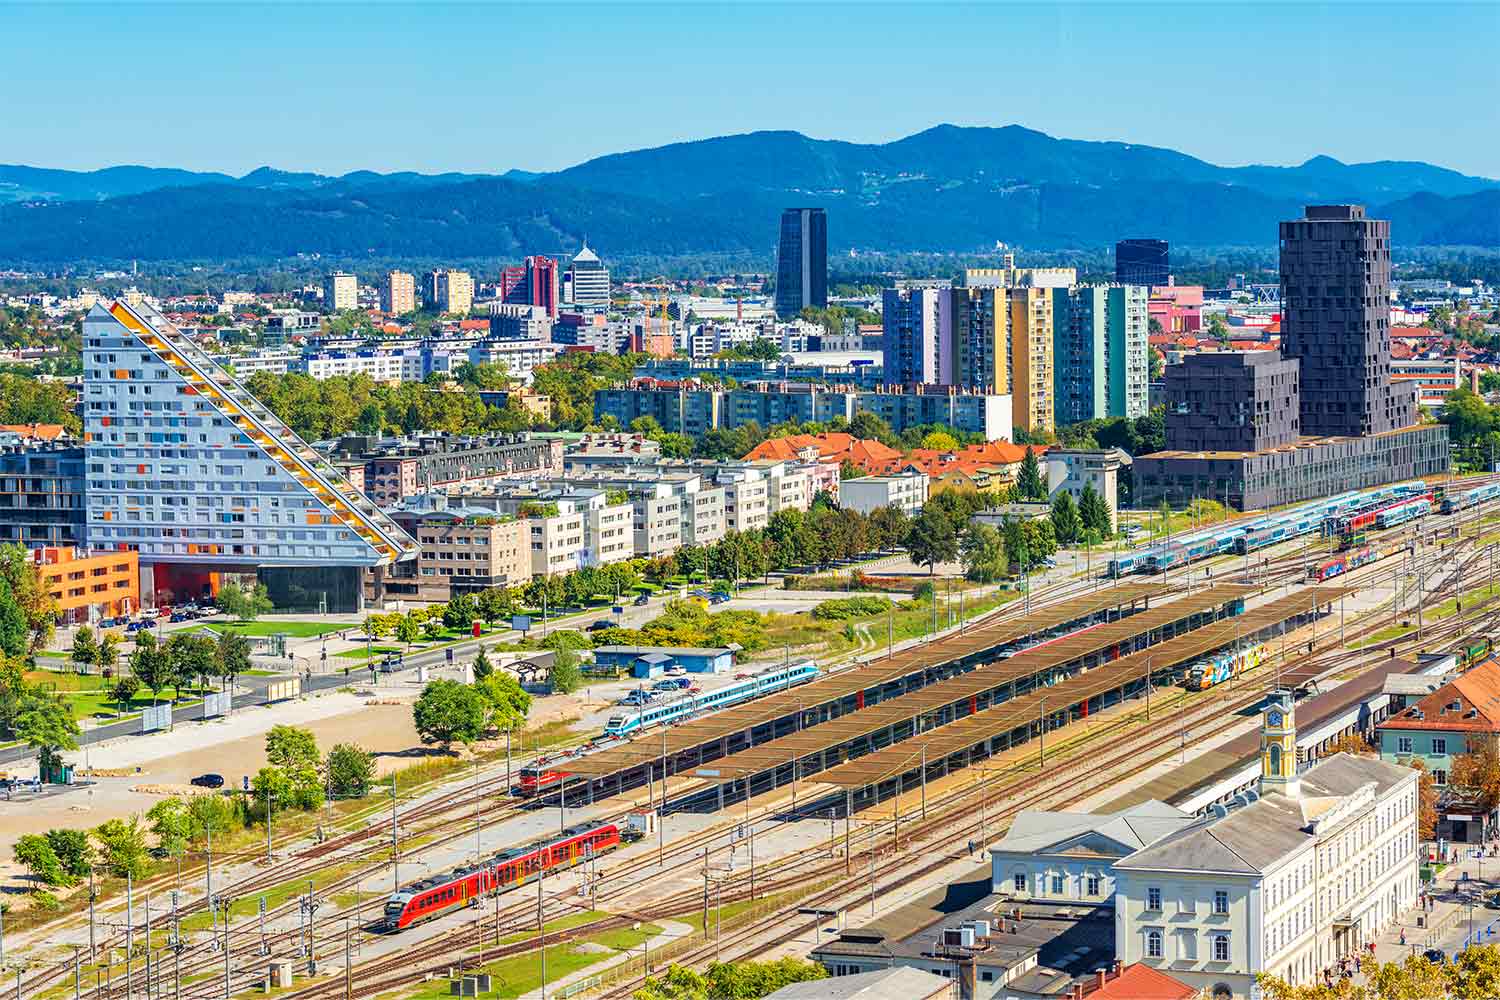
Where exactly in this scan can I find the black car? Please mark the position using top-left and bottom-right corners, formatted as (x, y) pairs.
(633, 594), (650, 606)
(1423, 948), (1446, 964)
(586, 619), (615, 632)
(190, 773), (225, 789)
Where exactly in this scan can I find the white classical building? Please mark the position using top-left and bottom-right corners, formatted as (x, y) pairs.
(1111, 690), (1420, 999)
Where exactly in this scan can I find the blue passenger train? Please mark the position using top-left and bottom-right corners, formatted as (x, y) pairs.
(602, 662), (819, 738)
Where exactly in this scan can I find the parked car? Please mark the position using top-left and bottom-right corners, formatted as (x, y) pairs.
(1423, 948), (1446, 964)
(190, 773), (225, 789)
(169, 612), (192, 623)
(664, 666), (686, 677)
(708, 592), (731, 604)
(633, 594), (651, 606)
(652, 680), (679, 692)
(586, 619), (615, 632)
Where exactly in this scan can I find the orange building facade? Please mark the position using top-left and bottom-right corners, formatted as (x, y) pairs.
(34, 547), (139, 623)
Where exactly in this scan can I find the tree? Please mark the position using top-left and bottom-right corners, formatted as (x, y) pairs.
(93, 816), (150, 878)
(45, 828), (92, 880)
(904, 508), (959, 575)
(1452, 740), (1500, 812)
(216, 631), (251, 689)
(0, 578), (28, 659)
(1407, 758), (1439, 839)
(475, 588), (517, 626)
(0, 543), (57, 652)
(166, 633), (219, 694)
(188, 794), (236, 842)
(412, 679), (488, 749)
(847, 411), (897, 447)
(129, 633), (176, 703)
(71, 626), (98, 674)
(395, 613), (421, 653)
(548, 648), (584, 695)
(1257, 952), (1454, 999)
(476, 672), (531, 732)
(421, 616), (446, 642)
(12, 696), (79, 771)
(919, 431), (958, 451)
(1077, 482), (1112, 537)
(471, 645), (494, 680)
(1325, 732), (1375, 756)
(960, 523), (1008, 584)
(1017, 447), (1046, 500)
(251, 765), (294, 817)
(266, 725), (320, 772)
(325, 743), (375, 799)
(217, 582), (273, 622)
(146, 797), (193, 859)
(442, 593), (477, 633)
(629, 416), (665, 437)
(14, 833), (68, 887)
(93, 630), (121, 679)
(110, 674), (141, 711)
(1049, 491), (1080, 545)
(633, 958), (827, 1000)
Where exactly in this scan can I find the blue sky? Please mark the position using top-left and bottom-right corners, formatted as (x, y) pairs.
(5, 2), (1497, 177)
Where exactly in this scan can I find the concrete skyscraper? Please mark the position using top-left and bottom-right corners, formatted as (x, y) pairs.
(502, 256), (560, 318)
(881, 286), (944, 385)
(1114, 239), (1170, 287)
(1279, 205), (1416, 437)
(435, 270), (474, 315)
(775, 208), (827, 318)
(82, 299), (416, 610)
(381, 270), (415, 316)
(323, 272), (357, 313)
(1053, 285), (1149, 424)
(566, 244), (610, 308)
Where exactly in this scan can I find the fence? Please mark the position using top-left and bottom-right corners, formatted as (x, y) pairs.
(140, 703), (172, 733)
(201, 691), (230, 719)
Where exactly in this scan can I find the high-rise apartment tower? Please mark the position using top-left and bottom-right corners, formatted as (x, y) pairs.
(1279, 205), (1416, 437)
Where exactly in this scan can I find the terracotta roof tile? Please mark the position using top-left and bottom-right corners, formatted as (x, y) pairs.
(1085, 963), (1198, 1000)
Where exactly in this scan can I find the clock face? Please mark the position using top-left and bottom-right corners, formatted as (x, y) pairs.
(1268, 711), (1283, 728)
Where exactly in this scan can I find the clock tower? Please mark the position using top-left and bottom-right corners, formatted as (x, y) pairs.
(1259, 688), (1300, 798)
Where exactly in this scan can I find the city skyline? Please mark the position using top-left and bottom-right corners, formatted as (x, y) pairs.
(5, 2), (1498, 177)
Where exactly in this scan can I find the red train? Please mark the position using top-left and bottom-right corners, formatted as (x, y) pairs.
(1330, 493), (1435, 545)
(382, 822), (622, 931)
(517, 762), (569, 796)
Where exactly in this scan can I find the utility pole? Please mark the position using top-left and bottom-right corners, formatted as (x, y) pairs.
(344, 923), (352, 1000)
(1038, 695), (1048, 767)
(538, 861), (548, 1000)
(391, 777), (399, 890)
(265, 790), (274, 863)
(206, 824), (214, 934)
(221, 899), (230, 1000)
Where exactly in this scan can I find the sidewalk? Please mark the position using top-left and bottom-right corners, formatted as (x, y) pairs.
(1371, 845), (1500, 966)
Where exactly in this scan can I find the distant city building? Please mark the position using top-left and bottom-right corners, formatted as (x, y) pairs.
(33, 545), (139, 624)
(1114, 239), (1170, 286)
(774, 208), (828, 318)
(565, 244), (610, 308)
(488, 303), (553, 341)
(839, 472), (928, 515)
(381, 270), (416, 316)
(0, 443), (85, 547)
(326, 433), (563, 504)
(1164, 351), (1301, 453)
(881, 287), (944, 385)
(1008, 286), (1056, 435)
(386, 500), (530, 601)
(1044, 449), (1127, 530)
(1280, 205), (1415, 437)
(322, 271), (357, 313)
(1053, 285), (1149, 424)
(960, 261), (1076, 289)
(466, 336), (562, 384)
(502, 256), (560, 318)
(435, 270), (475, 315)
(82, 299), (416, 612)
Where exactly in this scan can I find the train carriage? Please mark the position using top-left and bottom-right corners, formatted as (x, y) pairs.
(602, 662), (818, 738)
(383, 822), (623, 931)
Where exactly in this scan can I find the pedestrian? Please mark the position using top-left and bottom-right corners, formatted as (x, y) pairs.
(1400, 929), (1407, 946)
(1368, 941), (1376, 957)
(1355, 955), (1362, 973)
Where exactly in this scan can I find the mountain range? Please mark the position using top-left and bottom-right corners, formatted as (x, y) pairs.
(3, 124), (1499, 262)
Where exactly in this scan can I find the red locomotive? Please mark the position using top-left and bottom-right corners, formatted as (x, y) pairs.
(382, 822), (622, 931)
(517, 764), (568, 796)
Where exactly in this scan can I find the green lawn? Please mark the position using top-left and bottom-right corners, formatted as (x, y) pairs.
(396, 914), (659, 1000)
(193, 620), (348, 638)
(27, 668), (210, 717)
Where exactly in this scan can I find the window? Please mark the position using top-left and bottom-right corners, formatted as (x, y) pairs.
(1146, 929), (1163, 959)
(1051, 874), (1065, 895)
(1397, 735), (1413, 753)
(1432, 737), (1448, 755)
(1147, 887), (1162, 911)
(1087, 875), (1101, 896)
(1212, 934), (1230, 962)
(1214, 890), (1229, 915)
(1435, 769), (1448, 786)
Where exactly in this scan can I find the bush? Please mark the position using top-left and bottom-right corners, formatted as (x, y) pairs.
(811, 596), (892, 621)
(912, 581), (936, 602)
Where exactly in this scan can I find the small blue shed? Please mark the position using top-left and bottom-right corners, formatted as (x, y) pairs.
(594, 645), (737, 677)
